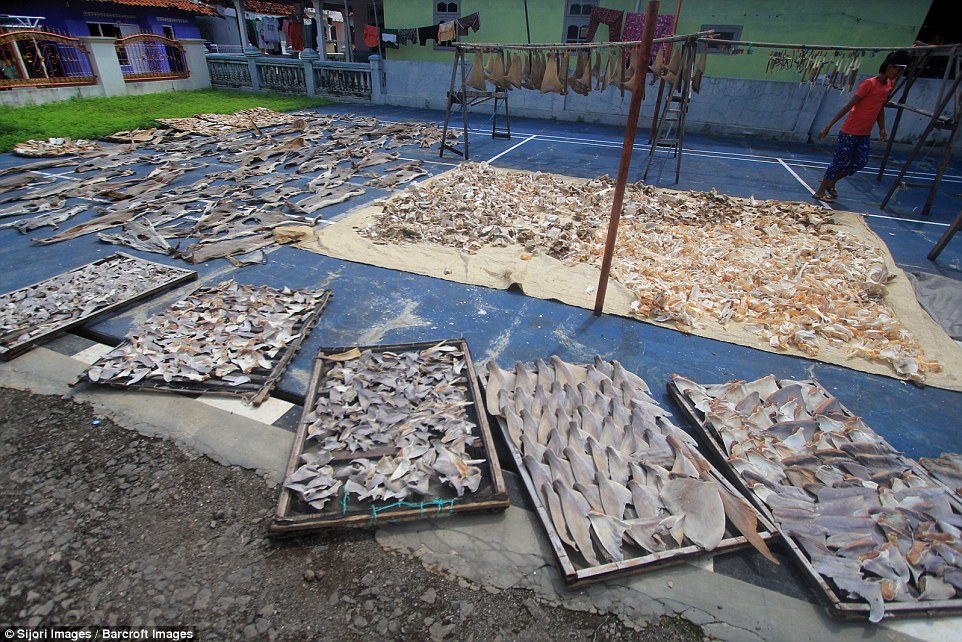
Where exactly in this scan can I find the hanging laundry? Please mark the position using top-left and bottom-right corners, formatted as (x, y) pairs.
(456, 12), (481, 36)
(437, 21), (457, 44)
(363, 24), (380, 48)
(623, 13), (675, 62)
(259, 16), (281, 47)
(254, 19), (269, 49)
(303, 18), (315, 51)
(381, 29), (399, 49)
(418, 24), (439, 46)
(586, 7), (624, 42)
(398, 28), (418, 45)
(288, 20), (303, 51)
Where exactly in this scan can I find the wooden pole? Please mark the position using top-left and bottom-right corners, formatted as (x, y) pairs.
(593, 1), (660, 316)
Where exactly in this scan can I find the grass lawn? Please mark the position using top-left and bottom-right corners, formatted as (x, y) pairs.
(0, 90), (332, 152)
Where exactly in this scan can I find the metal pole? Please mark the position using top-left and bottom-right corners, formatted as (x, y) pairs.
(593, 1), (660, 316)
(314, 0), (326, 60)
(342, 0), (352, 62)
(372, 0), (381, 55)
(523, 0), (531, 45)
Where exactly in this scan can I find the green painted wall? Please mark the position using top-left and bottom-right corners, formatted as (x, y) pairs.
(675, 0), (931, 80)
(383, 0), (931, 79)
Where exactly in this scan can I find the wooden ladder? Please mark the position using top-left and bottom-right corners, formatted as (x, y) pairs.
(643, 39), (697, 184)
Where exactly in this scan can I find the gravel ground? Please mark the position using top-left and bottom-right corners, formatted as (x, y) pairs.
(0, 387), (706, 641)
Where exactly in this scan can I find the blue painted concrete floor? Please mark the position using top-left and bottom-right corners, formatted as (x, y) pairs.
(1, 102), (961, 614)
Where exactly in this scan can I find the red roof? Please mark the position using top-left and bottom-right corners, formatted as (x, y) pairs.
(87, 0), (222, 17)
(239, 1), (300, 16)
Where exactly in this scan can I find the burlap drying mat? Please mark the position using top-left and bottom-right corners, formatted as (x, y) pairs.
(296, 171), (962, 392)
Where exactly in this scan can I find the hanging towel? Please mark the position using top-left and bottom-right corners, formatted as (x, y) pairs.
(437, 21), (456, 44)
(363, 24), (380, 48)
(381, 29), (399, 49)
(623, 13), (675, 62)
(456, 12), (480, 36)
(418, 24), (439, 46)
(398, 28), (418, 45)
(586, 7), (623, 42)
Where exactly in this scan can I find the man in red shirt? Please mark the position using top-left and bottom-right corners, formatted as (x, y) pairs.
(811, 51), (910, 202)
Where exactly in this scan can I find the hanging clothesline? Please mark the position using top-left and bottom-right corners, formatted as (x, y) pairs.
(454, 31), (714, 53)
(695, 39), (958, 54)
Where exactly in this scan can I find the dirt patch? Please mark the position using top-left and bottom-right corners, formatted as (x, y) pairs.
(0, 387), (705, 641)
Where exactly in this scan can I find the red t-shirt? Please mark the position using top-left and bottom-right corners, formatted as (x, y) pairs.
(841, 76), (894, 136)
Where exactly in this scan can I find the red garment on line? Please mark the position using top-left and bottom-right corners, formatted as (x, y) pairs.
(586, 7), (624, 42)
(363, 24), (380, 48)
(288, 21), (303, 51)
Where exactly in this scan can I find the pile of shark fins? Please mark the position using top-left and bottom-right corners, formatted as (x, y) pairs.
(483, 356), (776, 572)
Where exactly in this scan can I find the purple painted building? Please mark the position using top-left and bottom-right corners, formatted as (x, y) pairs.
(1, 0), (216, 39)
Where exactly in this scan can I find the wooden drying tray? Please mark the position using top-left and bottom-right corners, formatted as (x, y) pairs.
(0, 252), (197, 361)
(270, 338), (509, 535)
(668, 378), (962, 621)
(492, 416), (777, 589)
(75, 287), (331, 407)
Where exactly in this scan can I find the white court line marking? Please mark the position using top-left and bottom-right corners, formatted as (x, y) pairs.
(488, 134), (538, 163)
(198, 394), (294, 425)
(778, 156), (858, 215)
(863, 212), (950, 227)
(397, 157), (460, 167)
(776, 157), (829, 206)
(305, 115), (962, 183)
(296, 116), (962, 186)
(461, 125), (961, 184)
(777, 158), (951, 227)
(71, 343), (115, 365)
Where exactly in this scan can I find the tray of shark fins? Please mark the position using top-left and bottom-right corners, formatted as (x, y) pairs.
(76, 279), (330, 406)
(0, 252), (197, 361)
(271, 339), (509, 534)
(669, 374), (962, 622)
(482, 356), (778, 588)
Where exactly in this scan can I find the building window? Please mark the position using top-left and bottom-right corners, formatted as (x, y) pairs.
(87, 22), (122, 38)
(699, 24), (743, 53)
(88, 22), (129, 64)
(433, 0), (459, 51)
(162, 25), (175, 39)
(564, 1), (598, 44)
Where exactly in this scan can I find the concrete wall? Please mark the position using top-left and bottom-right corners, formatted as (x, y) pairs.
(0, 38), (212, 107)
(379, 58), (961, 154)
